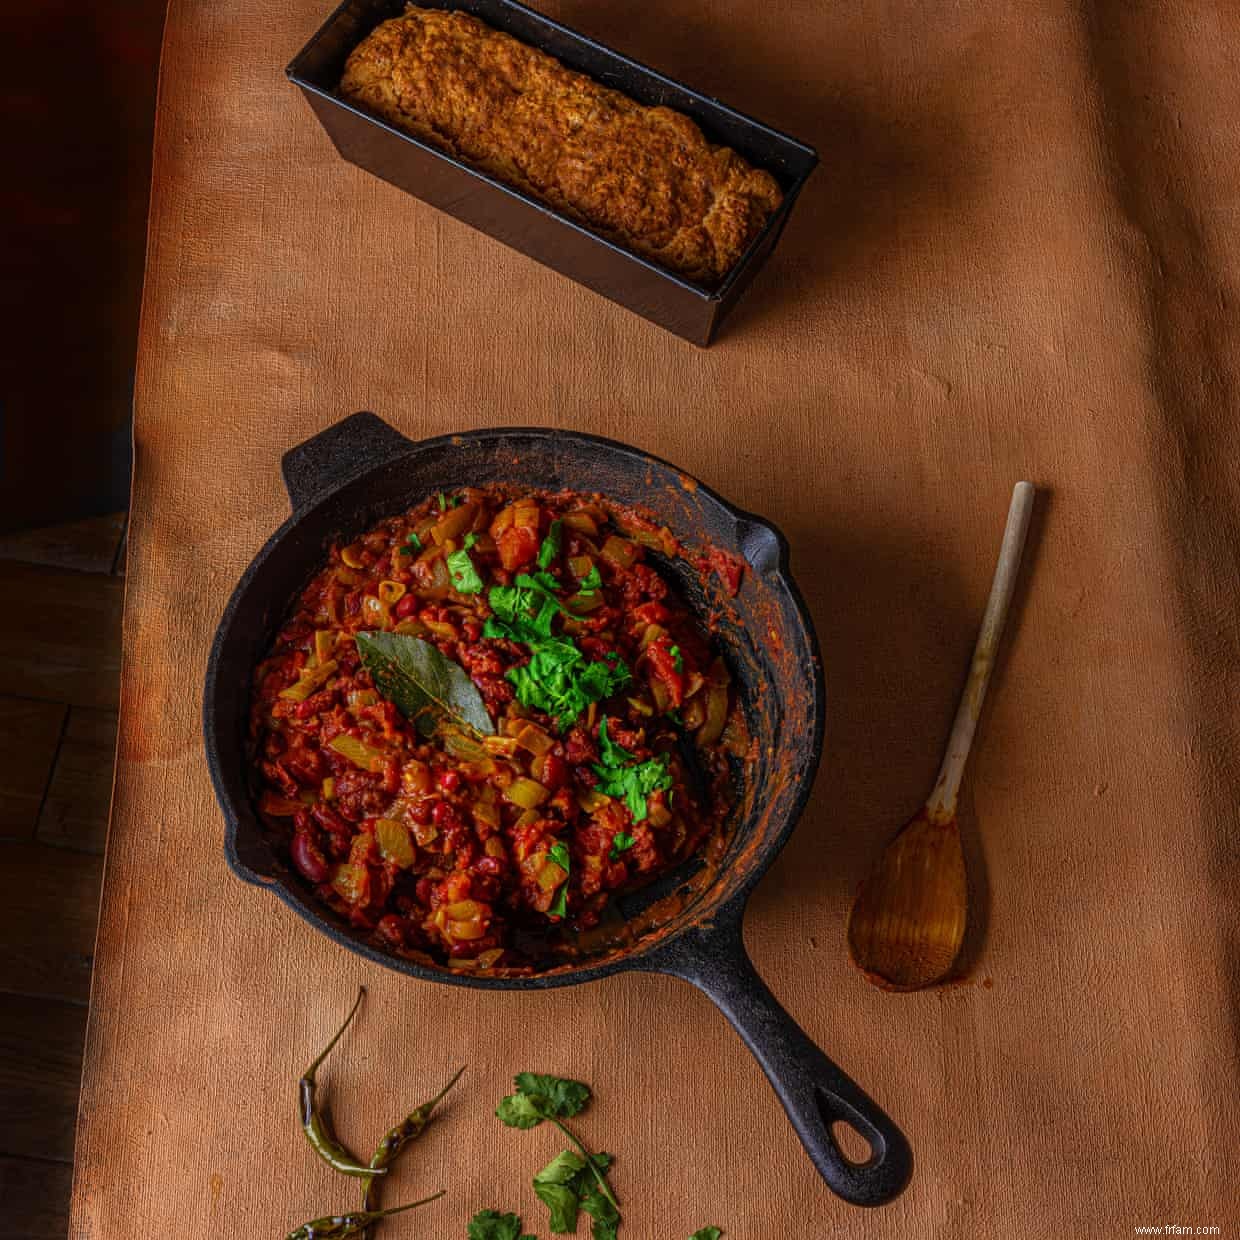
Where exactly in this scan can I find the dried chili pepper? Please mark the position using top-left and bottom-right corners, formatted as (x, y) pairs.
(360, 1066), (467, 1214)
(285, 1191), (445, 1239)
(299, 988), (381, 1178)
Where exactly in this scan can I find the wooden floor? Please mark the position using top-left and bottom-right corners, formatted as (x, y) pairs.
(0, 513), (126, 1240)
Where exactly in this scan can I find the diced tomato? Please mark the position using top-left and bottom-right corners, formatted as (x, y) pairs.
(498, 523), (539, 572)
(633, 601), (670, 625)
(646, 636), (685, 707)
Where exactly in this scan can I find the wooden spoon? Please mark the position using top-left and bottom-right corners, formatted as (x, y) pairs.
(847, 481), (1035, 991)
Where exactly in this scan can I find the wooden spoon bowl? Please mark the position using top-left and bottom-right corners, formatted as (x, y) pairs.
(846, 808), (967, 991)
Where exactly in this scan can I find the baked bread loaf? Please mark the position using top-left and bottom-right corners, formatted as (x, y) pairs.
(339, 6), (783, 283)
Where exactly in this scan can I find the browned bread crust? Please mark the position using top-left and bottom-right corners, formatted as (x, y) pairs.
(339, 6), (783, 282)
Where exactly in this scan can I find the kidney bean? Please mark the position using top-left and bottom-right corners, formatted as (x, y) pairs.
(539, 753), (568, 792)
(375, 914), (405, 948)
(431, 800), (466, 833)
(393, 593), (419, 619)
(291, 833), (330, 884)
(437, 768), (463, 794)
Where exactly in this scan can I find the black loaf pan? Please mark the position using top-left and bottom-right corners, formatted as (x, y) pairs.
(204, 413), (911, 1206)
(286, 0), (818, 345)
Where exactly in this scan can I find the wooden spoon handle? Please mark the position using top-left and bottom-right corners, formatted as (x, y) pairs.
(926, 481), (1035, 819)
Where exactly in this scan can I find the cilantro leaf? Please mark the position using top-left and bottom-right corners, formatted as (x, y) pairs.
(467, 1210), (535, 1240)
(447, 549), (485, 594)
(687, 1230), (722, 1240)
(464, 531), (479, 549)
(537, 519), (563, 570)
(533, 1181), (579, 1233)
(533, 1151), (616, 1236)
(407, 531), (423, 550)
(495, 1092), (544, 1129)
(609, 832), (635, 860)
(547, 841), (571, 918)
(577, 564), (603, 597)
(597, 716), (636, 765)
(513, 1073), (592, 1119)
(581, 1186), (620, 1240)
(592, 719), (673, 822)
(535, 1149), (587, 1185)
(669, 644), (683, 672)
(438, 492), (448, 512)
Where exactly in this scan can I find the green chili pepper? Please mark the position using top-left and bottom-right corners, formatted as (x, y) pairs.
(285, 1190), (446, 1239)
(299, 988), (381, 1179)
(360, 1066), (466, 1217)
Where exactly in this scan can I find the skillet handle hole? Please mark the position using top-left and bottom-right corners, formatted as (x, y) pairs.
(830, 1121), (873, 1166)
(815, 1085), (878, 1167)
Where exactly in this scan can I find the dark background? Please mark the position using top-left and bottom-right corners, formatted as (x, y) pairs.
(0, 2), (166, 1234)
(0, 0), (164, 530)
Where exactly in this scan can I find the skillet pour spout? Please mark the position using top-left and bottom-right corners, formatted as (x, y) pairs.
(204, 412), (912, 1207)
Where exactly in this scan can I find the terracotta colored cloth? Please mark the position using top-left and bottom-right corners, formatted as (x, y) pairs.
(72, 1), (1239, 1235)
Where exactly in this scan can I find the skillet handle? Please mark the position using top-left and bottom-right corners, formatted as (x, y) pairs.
(281, 412), (413, 512)
(651, 912), (912, 1207)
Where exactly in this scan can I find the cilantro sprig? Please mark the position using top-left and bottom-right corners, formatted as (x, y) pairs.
(534, 1150), (618, 1238)
(496, 1074), (620, 1225)
(592, 719), (673, 823)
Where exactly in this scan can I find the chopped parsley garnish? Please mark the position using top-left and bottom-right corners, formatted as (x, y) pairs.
(509, 647), (629, 730)
(536, 519), (563, 570)
(485, 575), (630, 728)
(592, 719), (672, 823)
(397, 544), (413, 556)
(547, 840), (571, 918)
(407, 531), (423, 550)
(438, 492), (448, 511)
(464, 531), (479, 549)
(669, 644), (683, 672)
(447, 549), (484, 594)
(577, 564), (603, 597)
(485, 572), (565, 643)
(609, 832), (635, 860)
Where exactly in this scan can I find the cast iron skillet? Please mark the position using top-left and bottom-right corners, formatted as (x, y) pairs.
(204, 412), (912, 1207)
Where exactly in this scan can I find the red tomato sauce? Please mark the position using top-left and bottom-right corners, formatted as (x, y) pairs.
(250, 487), (749, 972)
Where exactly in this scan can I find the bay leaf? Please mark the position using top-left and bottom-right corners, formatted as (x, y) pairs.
(354, 631), (495, 737)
